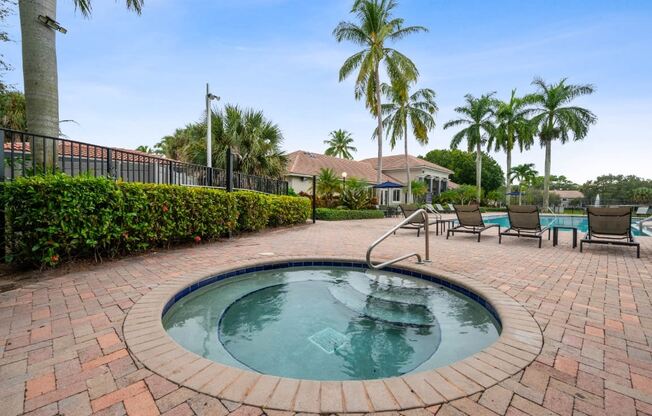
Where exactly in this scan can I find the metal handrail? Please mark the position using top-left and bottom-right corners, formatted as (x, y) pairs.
(366, 209), (431, 270)
(638, 215), (652, 233)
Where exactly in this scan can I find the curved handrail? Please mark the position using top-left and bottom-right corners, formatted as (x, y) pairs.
(638, 215), (652, 233)
(366, 209), (431, 270)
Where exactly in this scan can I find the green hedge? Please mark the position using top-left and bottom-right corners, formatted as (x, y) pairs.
(316, 208), (385, 221)
(2, 175), (309, 267)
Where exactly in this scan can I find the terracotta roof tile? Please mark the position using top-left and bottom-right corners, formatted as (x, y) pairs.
(285, 151), (397, 184)
(358, 154), (453, 175)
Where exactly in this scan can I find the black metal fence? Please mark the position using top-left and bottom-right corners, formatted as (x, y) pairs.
(0, 128), (288, 195)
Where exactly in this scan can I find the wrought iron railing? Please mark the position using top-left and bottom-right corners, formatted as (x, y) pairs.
(0, 128), (288, 195)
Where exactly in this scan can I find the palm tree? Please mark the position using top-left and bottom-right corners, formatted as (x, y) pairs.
(158, 105), (287, 178)
(444, 93), (496, 203)
(315, 168), (342, 207)
(527, 78), (596, 209)
(333, 0), (426, 185)
(509, 163), (538, 205)
(19, 0), (143, 167)
(488, 89), (535, 206)
(381, 79), (437, 202)
(135, 145), (153, 154)
(324, 129), (357, 159)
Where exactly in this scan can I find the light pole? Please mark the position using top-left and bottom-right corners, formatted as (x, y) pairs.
(205, 83), (220, 168)
(341, 171), (348, 193)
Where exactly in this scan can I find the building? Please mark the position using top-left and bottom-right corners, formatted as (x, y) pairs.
(551, 190), (585, 208)
(284, 151), (453, 205)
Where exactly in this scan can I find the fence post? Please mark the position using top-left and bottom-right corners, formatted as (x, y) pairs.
(226, 147), (233, 192)
(106, 148), (112, 178)
(207, 167), (213, 187)
(168, 160), (173, 184)
(312, 175), (317, 224)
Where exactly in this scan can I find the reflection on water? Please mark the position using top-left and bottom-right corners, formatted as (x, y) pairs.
(163, 267), (500, 381)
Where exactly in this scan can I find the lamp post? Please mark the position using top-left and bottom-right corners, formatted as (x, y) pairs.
(205, 83), (220, 168)
(341, 171), (348, 193)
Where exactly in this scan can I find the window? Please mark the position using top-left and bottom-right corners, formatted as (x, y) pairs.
(392, 189), (401, 202)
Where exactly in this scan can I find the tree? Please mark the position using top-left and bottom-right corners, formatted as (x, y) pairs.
(0, 89), (27, 130)
(488, 89), (535, 205)
(334, 0), (426, 186)
(422, 149), (504, 193)
(18, 0), (143, 168)
(324, 129), (357, 159)
(316, 168), (342, 207)
(632, 187), (652, 204)
(509, 163), (538, 205)
(581, 174), (652, 204)
(527, 78), (596, 209)
(156, 105), (287, 178)
(381, 79), (437, 202)
(444, 93), (496, 202)
(135, 145), (153, 154)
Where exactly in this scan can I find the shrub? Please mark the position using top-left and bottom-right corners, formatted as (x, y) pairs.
(2, 174), (308, 267)
(269, 195), (311, 226)
(234, 191), (270, 232)
(316, 208), (384, 221)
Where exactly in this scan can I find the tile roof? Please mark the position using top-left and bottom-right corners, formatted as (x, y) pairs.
(359, 154), (454, 175)
(3, 141), (169, 163)
(285, 151), (397, 184)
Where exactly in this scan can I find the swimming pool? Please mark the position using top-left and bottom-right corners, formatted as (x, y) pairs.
(162, 264), (501, 381)
(483, 214), (646, 236)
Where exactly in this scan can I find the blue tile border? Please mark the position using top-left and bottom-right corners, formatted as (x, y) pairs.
(161, 260), (502, 327)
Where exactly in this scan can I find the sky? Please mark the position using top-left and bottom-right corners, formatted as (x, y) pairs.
(3, 0), (652, 184)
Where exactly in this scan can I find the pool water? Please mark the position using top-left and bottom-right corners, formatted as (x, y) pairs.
(163, 267), (501, 381)
(483, 214), (645, 236)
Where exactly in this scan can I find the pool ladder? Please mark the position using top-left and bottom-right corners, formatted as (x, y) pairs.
(366, 209), (431, 270)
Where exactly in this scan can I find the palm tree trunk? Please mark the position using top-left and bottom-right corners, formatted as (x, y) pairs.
(374, 68), (383, 192)
(404, 125), (411, 203)
(543, 140), (551, 210)
(505, 150), (511, 206)
(19, 0), (59, 169)
(476, 142), (482, 203)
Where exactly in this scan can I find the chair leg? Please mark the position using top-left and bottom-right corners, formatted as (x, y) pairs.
(580, 241), (583, 252)
(446, 229), (451, 240)
(477, 232), (481, 243)
(499, 233), (502, 244)
(637, 245), (640, 258)
(539, 237), (542, 248)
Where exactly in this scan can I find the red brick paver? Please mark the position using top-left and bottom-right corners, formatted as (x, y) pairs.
(1, 218), (650, 415)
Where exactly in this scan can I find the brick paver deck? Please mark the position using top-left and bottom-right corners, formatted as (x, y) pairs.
(1, 218), (650, 415)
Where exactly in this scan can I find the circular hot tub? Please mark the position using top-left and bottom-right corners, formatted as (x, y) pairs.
(162, 264), (500, 380)
(124, 258), (543, 412)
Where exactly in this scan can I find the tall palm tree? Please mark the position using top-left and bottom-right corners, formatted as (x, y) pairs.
(333, 0), (426, 185)
(444, 93), (496, 203)
(19, 0), (143, 167)
(527, 78), (596, 209)
(509, 163), (538, 205)
(381, 79), (437, 202)
(488, 89), (535, 205)
(324, 129), (357, 159)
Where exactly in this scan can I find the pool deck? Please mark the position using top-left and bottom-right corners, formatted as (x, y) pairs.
(1, 218), (651, 416)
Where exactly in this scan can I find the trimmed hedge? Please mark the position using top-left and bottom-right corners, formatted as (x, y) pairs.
(316, 208), (385, 221)
(2, 175), (309, 267)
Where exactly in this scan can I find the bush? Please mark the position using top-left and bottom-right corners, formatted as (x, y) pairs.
(316, 208), (385, 221)
(3, 175), (309, 267)
(234, 191), (270, 232)
(268, 195), (311, 226)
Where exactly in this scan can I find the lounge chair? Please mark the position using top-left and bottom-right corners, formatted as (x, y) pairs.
(424, 203), (455, 235)
(424, 204), (442, 219)
(447, 203), (455, 212)
(435, 203), (452, 213)
(447, 205), (500, 242)
(635, 206), (650, 216)
(580, 207), (640, 258)
(498, 205), (551, 248)
(397, 204), (438, 237)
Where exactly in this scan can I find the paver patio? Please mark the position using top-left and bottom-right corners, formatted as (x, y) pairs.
(0, 218), (650, 416)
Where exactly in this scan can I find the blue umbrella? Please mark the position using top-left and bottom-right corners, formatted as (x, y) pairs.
(372, 181), (404, 189)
